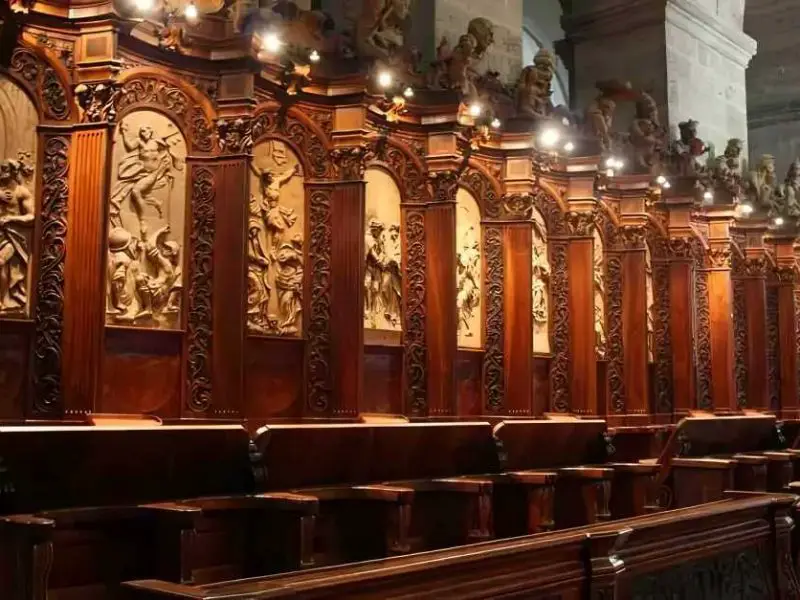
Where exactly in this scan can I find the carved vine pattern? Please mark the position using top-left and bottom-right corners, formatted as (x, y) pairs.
(733, 275), (748, 409)
(115, 76), (213, 153)
(461, 167), (498, 217)
(606, 253), (625, 413)
(371, 143), (427, 203)
(695, 256), (712, 410)
(767, 286), (780, 413)
(252, 110), (333, 179)
(650, 236), (673, 414)
(32, 135), (70, 415)
(306, 189), (333, 412)
(404, 210), (427, 414)
(8, 47), (70, 121)
(483, 226), (504, 412)
(186, 167), (215, 413)
(796, 286), (800, 407)
(549, 241), (570, 411)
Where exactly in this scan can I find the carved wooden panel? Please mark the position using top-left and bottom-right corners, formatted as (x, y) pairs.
(651, 250), (673, 415)
(796, 286), (800, 407)
(531, 209), (550, 354)
(7, 47), (71, 122)
(456, 188), (482, 349)
(606, 251), (624, 414)
(402, 208), (426, 414)
(767, 286), (780, 413)
(483, 225), (503, 413)
(733, 275), (748, 408)
(550, 240), (570, 412)
(694, 255), (712, 411)
(245, 337), (304, 420)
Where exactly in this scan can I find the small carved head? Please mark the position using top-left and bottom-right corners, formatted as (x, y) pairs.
(369, 218), (385, 235)
(787, 159), (800, 184)
(108, 227), (134, 254)
(678, 119), (698, 142)
(467, 17), (494, 55)
(724, 138), (743, 159)
(139, 126), (154, 141)
(290, 233), (303, 249)
(533, 48), (555, 73)
(390, 0), (411, 20)
(388, 223), (400, 240)
(759, 154), (776, 175)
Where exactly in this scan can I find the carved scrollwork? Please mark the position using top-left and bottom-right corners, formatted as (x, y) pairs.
(74, 82), (119, 124)
(186, 166), (215, 413)
(776, 266), (798, 284)
(32, 135), (70, 415)
(428, 170), (459, 203)
(330, 145), (368, 181)
(252, 110), (332, 179)
(404, 210), (427, 414)
(566, 210), (597, 237)
(668, 236), (695, 260)
(115, 77), (213, 152)
(733, 278), (747, 408)
(531, 189), (567, 237)
(652, 257), (673, 414)
(550, 241), (570, 411)
(619, 225), (646, 250)
(217, 117), (253, 155)
(707, 246), (732, 269)
(695, 266), (712, 410)
(306, 188), (333, 412)
(606, 253), (625, 413)
(740, 256), (767, 278)
(461, 168), (497, 215)
(8, 47), (70, 121)
(767, 287), (780, 412)
(483, 226), (504, 412)
(374, 143), (428, 203)
(499, 193), (533, 220)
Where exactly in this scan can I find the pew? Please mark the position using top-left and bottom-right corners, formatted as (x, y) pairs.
(122, 492), (800, 599)
(251, 422), (499, 568)
(0, 424), (312, 599)
(650, 413), (791, 510)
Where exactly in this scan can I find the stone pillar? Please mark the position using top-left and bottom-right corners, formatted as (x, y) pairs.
(703, 207), (737, 414)
(562, 0), (756, 150)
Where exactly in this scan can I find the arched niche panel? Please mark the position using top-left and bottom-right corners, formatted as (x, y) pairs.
(593, 228), (607, 358)
(105, 110), (187, 330)
(0, 74), (38, 319)
(364, 167), (402, 337)
(532, 208), (550, 354)
(456, 187), (482, 349)
(247, 139), (305, 338)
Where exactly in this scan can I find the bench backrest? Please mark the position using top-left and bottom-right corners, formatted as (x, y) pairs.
(0, 425), (253, 514)
(493, 419), (609, 470)
(254, 422), (498, 490)
(660, 414), (779, 460)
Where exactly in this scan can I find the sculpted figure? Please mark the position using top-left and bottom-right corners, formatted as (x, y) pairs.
(628, 92), (665, 174)
(668, 119), (708, 176)
(247, 192), (273, 332)
(516, 49), (556, 118)
(106, 227), (138, 318)
(252, 163), (299, 258)
(355, 0), (411, 62)
(712, 138), (745, 199)
(745, 154), (778, 215)
(364, 219), (387, 326)
(109, 120), (184, 237)
(456, 227), (481, 338)
(584, 85), (618, 154)
(531, 223), (550, 328)
(382, 224), (402, 327)
(274, 234), (304, 334)
(429, 18), (495, 97)
(0, 155), (34, 314)
(778, 159), (800, 219)
(593, 245), (606, 359)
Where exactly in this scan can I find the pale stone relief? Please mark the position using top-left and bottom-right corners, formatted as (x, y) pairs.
(593, 230), (607, 359)
(456, 188), (482, 349)
(247, 140), (305, 337)
(364, 168), (402, 332)
(646, 243), (655, 363)
(106, 111), (187, 329)
(531, 210), (550, 354)
(0, 75), (37, 318)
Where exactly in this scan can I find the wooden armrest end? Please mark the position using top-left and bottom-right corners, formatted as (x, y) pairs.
(607, 462), (660, 475)
(0, 514), (55, 535)
(732, 454), (769, 464)
(557, 467), (614, 480)
(504, 470), (558, 485)
(671, 458), (736, 469)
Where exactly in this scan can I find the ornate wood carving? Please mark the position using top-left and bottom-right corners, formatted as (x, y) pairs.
(796, 285), (800, 407)
(252, 109), (333, 179)
(695, 263), (712, 410)
(116, 76), (213, 153)
(651, 252), (673, 414)
(32, 134), (69, 416)
(566, 210), (597, 237)
(306, 188), (333, 412)
(429, 170), (459, 203)
(186, 166), (215, 413)
(461, 168), (498, 216)
(8, 47), (70, 121)
(668, 237), (695, 260)
(550, 241), (570, 411)
(330, 146), (368, 181)
(733, 276), (748, 408)
(707, 247), (732, 269)
(403, 209), (427, 414)
(370, 141), (427, 203)
(483, 226), (504, 412)
(532, 189), (567, 236)
(619, 225), (646, 250)
(74, 82), (119, 123)
(606, 252), (625, 413)
(767, 286), (780, 413)
(217, 117), (253, 155)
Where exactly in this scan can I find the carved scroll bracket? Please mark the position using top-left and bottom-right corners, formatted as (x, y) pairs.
(428, 170), (460, 204)
(707, 246), (733, 269)
(330, 145), (368, 181)
(667, 236), (698, 261)
(619, 225), (647, 251)
(776, 266), (799, 285)
(74, 82), (120, 124)
(217, 117), (253, 155)
(565, 208), (599, 238)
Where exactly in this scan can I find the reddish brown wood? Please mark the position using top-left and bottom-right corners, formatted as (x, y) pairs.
(532, 356), (550, 417)
(329, 181), (365, 419)
(622, 247), (648, 416)
(669, 260), (695, 415)
(744, 277), (768, 409)
(363, 345), (403, 415)
(707, 269), (736, 413)
(778, 283), (799, 416)
(502, 224), (532, 416)
(62, 124), (111, 418)
(425, 204), (457, 417)
(568, 237), (596, 415)
(456, 350), (482, 416)
(245, 337), (304, 420)
(0, 326), (28, 420)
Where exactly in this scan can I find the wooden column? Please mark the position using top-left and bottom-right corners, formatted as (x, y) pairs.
(732, 222), (769, 411)
(703, 208), (737, 414)
(62, 122), (111, 417)
(771, 234), (800, 418)
(663, 194), (698, 416)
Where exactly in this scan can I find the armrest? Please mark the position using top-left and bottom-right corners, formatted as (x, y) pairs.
(503, 471), (558, 485)
(785, 481), (800, 492)
(762, 451), (793, 461)
(184, 493), (319, 515)
(732, 454), (769, 465)
(300, 485), (414, 503)
(0, 514), (55, 537)
(607, 463), (660, 475)
(36, 505), (143, 527)
(139, 502), (203, 528)
(557, 467), (614, 480)
(396, 477), (492, 494)
(671, 458), (737, 469)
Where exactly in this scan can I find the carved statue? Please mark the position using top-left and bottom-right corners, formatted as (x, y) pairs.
(778, 159), (800, 219)
(628, 91), (665, 174)
(429, 17), (495, 97)
(246, 153), (303, 336)
(584, 82), (623, 154)
(744, 154), (778, 215)
(243, 1), (342, 57)
(365, 219), (387, 326)
(354, 0), (412, 64)
(0, 153), (34, 315)
(668, 119), (708, 177)
(456, 226), (481, 339)
(109, 119), (184, 238)
(531, 220), (550, 350)
(711, 138), (745, 200)
(516, 49), (556, 119)
(383, 223), (402, 325)
(364, 219), (402, 330)
(593, 237), (606, 359)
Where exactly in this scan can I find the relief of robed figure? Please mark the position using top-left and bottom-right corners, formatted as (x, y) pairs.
(0, 154), (34, 315)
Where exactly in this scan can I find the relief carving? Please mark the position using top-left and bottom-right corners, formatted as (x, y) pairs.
(695, 266), (713, 410)
(483, 226), (504, 412)
(550, 241), (570, 411)
(652, 257), (673, 414)
(594, 230), (607, 359)
(74, 82), (120, 124)
(404, 209), (427, 414)
(645, 244), (655, 363)
(733, 277), (747, 408)
(106, 113), (186, 329)
(247, 141), (304, 336)
(567, 210), (596, 238)
(744, 155), (777, 216)
(667, 119), (709, 177)
(364, 219), (401, 330)
(456, 225), (481, 344)
(307, 188), (333, 412)
(606, 253), (624, 412)
(708, 247), (732, 269)
(429, 17), (495, 97)
(217, 117), (253, 155)
(0, 153), (34, 316)
(767, 287), (780, 412)
(532, 214), (550, 354)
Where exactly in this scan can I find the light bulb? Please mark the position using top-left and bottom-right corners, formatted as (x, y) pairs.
(403, 86), (414, 98)
(656, 175), (667, 185)
(262, 32), (283, 54)
(468, 102), (482, 117)
(562, 117), (570, 126)
(309, 50), (321, 63)
(563, 141), (574, 153)
(741, 203), (754, 215)
(539, 128), (560, 148)
(184, 1), (198, 21)
(606, 168), (615, 177)
(377, 70), (393, 89)
(491, 117), (501, 129)
(134, 0), (154, 11)
(775, 216), (785, 226)
(703, 190), (713, 201)
(605, 157), (616, 168)
(662, 180), (672, 189)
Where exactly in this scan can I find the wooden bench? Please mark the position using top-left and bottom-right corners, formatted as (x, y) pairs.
(251, 422), (499, 568)
(122, 492), (800, 599)
(651, 413), (791, 509)
(0, 424), (305, 599)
